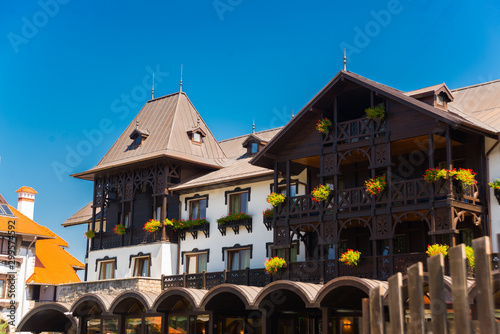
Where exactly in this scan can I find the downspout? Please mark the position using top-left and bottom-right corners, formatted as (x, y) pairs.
(20, 236), (37, 321)
(486, 134), (500, 240)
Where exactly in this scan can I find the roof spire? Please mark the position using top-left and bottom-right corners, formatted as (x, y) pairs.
(343, 48), (347, 71)
(136, 119), (139, 129)
(252, 118), (255, 134)
(180, 64), (183, 92)
(292, 108), (294, 119)
(151, 73), (155, 100)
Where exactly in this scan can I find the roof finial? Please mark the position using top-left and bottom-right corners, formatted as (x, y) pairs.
(151, 73), (155, 100)
(252, 118), (255, 134)
(197, 117), (200, 127)
(343, 48), (347, 71)
(292, 108), (295, 119)
(136, 119), (139, 129)
(180, 64), (183, 92)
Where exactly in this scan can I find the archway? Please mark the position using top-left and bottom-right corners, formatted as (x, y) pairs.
(110, 291), (161, 334)
(17, 303), (77, 333)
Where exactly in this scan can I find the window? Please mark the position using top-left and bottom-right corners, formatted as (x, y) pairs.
(436, 94), (444, 106)
(0, 278), (6, 299)
(99, 260), (115, 280)
(193, 132), (201, 143)
(133, 257), (150, 277)
(250, 142), (258, 154)
(189, 198), (207, 220)
(275, 243), (298, 262)
(186, 253), (208, 274)
(227, 248), (251, 270)
(156, 206), (162, 221)
(229, 192), (248, 214)
(0, 236), (14, 255)
(119, 212), (131, 228)
(278, 184), (297, 198)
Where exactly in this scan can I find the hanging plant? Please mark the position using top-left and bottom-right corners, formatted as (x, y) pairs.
(143, 219), (161, 233)
(339, 249), (361, 266)
(449, 168), (477, 186)
(170, 218), (209, 230)
(84, 230), (95, 239)
(426, 244), (449, 257)
(465, 245), (475, 270)
(163, 218), (174, 227)
(489, 179), (500, 190)
(316, 118), (332, 134)
(365, 175), (386, 196)
(114, 224), (126, 236)
(267, 192), (285, 207)
(264, 256), (286, 275)
(216, 213), (252, 225)
(311, 184), (331, 202)
(262, 208), (274, 219)
(423, 168), (448, 182)
(365, 105), (385, 120)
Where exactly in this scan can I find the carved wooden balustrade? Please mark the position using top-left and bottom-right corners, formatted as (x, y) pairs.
(328, 118), (386, 145)
(275, 178), (482, 220)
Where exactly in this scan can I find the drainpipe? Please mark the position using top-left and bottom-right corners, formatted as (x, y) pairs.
(486, 134), (500, 242)
(19, 236), (37, 322)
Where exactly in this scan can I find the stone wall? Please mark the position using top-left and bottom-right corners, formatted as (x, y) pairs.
(58, 277), (161, 303)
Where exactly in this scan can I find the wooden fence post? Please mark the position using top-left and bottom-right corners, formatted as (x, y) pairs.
(388, 272), (404, 334)
(427, 253), (447, 334)
(408, 262), (425, 334)
(362, 298), (370, 334)
(369, 284), (384, 334)
(472, 236), (496, 333)
(449, 244), (471, 334)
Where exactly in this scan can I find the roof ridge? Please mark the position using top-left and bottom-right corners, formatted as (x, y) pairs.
(147, 91), (180, 103)
(219, 127), (282, 143)
(165, 92), (183, 150)
(451, 78), (500, 92)
(405, 83), (445, 94)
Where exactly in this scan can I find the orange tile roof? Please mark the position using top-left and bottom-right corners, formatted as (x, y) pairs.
(16, 186), (38, 194)
(0, 206), (54, 238)
(26, 239), (84, 285)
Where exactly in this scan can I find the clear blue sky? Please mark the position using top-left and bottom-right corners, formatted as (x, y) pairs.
(1, 0), (500, 274)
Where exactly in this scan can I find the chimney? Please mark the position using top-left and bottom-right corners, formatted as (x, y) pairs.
(16, 186), (37, 220)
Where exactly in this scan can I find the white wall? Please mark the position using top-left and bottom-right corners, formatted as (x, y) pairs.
(86, 242), (177, 281)
(178, 170), (308, 274)
(487, 137), (500, 252)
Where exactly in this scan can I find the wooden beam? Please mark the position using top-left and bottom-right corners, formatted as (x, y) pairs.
(408, 262), (425, 334)
(388, 272), (404, 334)
(449, 244), (471, 334)
(369, 284), (384, 334)
(427, 254), (447, 334)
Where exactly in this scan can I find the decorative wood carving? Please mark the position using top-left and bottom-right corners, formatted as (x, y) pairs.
(375, 215), (391, 237)
(323, 153), (336, 175)
(372, 143), (390, 167)
(276, 227), (289, 246)
(435, 208), (451, 232)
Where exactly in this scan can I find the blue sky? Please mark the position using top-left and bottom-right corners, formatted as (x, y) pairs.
(1, 0), (500, 273)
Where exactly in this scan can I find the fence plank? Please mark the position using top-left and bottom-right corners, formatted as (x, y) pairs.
(449, 244), (471, 334)
(388, 272), (404, 334)
(427, 253), (447, 334)
(472, 236), (496, 333)
(362, 298), (370, 334)
(408, 262), (425, 334)
(369, 284), (384, 334)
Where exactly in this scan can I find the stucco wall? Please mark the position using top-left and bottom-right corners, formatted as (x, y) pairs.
(487, 137), (500, 252)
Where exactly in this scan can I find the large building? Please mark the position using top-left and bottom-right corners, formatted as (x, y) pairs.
(18, 70), (500, 334)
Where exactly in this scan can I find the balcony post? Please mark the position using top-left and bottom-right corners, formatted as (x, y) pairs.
(183, 272), (187, 288)
(446, 125), (452, 170)
(161, 274), (165, 290)
(203, 271), (207, 289)
(99, 179), (105, 250)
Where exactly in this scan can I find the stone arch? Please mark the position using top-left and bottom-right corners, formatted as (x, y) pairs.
(153, 287), (206, 312)
(17, 302), (77, 333)
(253, 280), (320, 310)
(200, 284), (261, 311)
(109, 290), (157, 314)
(71, 293), (114, 316)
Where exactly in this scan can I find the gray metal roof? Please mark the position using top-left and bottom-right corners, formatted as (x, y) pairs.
(73, 92), (227, 179)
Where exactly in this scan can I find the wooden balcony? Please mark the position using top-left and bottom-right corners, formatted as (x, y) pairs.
(91, 227), (175, 251)
(160, 254), (431, 290)
(276, 178), (482, 220)
(322, 117), (386, 146)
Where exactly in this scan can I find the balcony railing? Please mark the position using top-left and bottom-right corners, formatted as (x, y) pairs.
(325, 118), (386, 145)
(161, 254), (431, 290)
(276, 178), (482, 219)
(91, 227), (175, 251)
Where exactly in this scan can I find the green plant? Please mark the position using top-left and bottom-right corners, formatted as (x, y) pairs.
(143, 219), (160, 233)
(171, 218), (209, 230)
(311, 184), (331, 202)
(424, 167), (448, 182)
(0, 322), (8, 334)
(267, 192), (285, 207)
(365, 175), (386, 196)
(339, 249), (361, 266)
(365, 105), (385, 120)
(114, 224), (126, 235)
(465, 245), (475, 270)
(426, 244), (449, 257)
(84, 230), (95, 239)
(217, 212), (252, 225)
(263, 208), (274, 219)
(264, 256), (286, 275)
(489, 179), (500, 190)
(316, 118), (332, 134)
(163, 218), (174, 227)
(449, 168), (477, 186)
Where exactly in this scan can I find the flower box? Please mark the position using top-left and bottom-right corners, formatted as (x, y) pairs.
(218, 217), (252, 236)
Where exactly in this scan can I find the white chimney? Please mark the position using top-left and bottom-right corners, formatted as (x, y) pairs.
(16, 186), (37, 220)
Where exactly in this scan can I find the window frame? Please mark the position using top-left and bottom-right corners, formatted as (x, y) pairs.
(188, 198), (207, 220)
(181, 248), (210, 274)
(98, 260), (116, 280)
(133, 257), (151, 277)
(228, 192), (248, 214)
(0, 236), (15, 255)
(222, 244), (253, 271)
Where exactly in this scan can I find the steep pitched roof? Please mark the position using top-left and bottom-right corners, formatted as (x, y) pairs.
(405, 83), (454, 101)
(449, 79), (500, 132)
(0, 205), (54, 239)
(73, 92), (227, 179)
(252, 70), (498, 169)
(26, 239), (84, 285)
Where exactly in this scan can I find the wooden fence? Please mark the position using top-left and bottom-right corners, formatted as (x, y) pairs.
(363, 235), (500, 333)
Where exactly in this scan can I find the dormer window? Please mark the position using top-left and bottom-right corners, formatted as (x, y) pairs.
(129, 121), (150, 147)
(436, 94), (444, 106)
(187, 127), (206, 145)
(251, 142), (258, 154)
(242, 134), (268, 157)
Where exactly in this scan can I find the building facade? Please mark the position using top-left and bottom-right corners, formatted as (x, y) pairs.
(17, 70), (500, 334)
